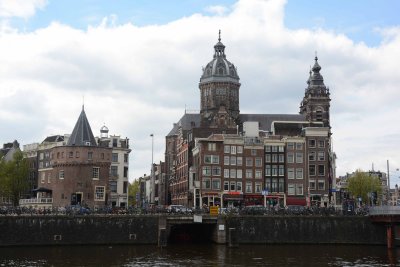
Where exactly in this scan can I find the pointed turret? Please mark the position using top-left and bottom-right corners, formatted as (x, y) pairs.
(67, 106), (97, 146)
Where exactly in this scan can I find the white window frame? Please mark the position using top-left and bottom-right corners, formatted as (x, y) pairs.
(92, 167), (100, 179)
(288, 168), (294, 179)
(94, 186), (105, 201)
(237, 146), (243, 154)
(288, 184), (295, 196)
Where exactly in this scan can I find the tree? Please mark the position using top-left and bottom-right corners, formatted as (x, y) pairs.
(128, 179), (140, 207)
(347, 170), (382, 205)
(0, 150), (29, 206)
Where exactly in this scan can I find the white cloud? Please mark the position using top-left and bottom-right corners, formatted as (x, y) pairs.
(0, 0), (47, 19)
(0, 0), (399, 183)
(205, 5), (228, 16)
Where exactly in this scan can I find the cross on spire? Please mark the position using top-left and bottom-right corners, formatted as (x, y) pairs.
(218, 29), (221, 42)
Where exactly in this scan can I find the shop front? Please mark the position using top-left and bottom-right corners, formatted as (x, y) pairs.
(264, 193), (286, 207)
(244, 194), (263, 206)
(201, 192), (221, 208)
(222, 192), (243, 208)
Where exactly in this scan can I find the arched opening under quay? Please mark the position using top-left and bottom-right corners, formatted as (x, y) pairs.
(168, 223), (216, 244)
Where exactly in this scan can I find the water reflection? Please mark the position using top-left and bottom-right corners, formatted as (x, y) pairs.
(0, 244), (399, 267)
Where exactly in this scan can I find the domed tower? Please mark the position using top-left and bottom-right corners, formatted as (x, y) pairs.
(300, 56), (331, 129)
(199, 31), (241, 128)
(100, 125), (109, 138)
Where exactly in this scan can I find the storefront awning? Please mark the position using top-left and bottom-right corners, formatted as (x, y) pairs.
(286, 197), (307, 206)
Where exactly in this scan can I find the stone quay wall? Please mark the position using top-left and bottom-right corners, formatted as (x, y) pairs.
(0, 215), (387, 246)
(226, 216), (387, 245)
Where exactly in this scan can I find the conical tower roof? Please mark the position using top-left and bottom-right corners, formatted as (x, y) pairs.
(67, 105), (97, 146)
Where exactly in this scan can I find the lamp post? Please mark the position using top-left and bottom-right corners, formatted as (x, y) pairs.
(150, 134), (154, 204)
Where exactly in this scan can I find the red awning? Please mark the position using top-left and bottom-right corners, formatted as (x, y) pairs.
(286, 197), (307, 206)
(244, 194), (263, 199)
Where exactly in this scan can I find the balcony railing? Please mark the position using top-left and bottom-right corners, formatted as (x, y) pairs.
(19, 198), (53, 205)
(369, 206), (400, 216)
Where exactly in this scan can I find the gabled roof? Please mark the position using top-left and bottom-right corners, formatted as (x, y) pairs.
(67, 106), (97, 146)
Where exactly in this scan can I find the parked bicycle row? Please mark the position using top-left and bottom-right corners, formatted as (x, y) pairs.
(0, 205), (370, 216)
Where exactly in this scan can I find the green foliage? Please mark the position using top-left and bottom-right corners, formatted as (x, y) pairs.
(347, 170), (382, 204)
(128, 179), (140, 207)
(0, 150), (29, 206)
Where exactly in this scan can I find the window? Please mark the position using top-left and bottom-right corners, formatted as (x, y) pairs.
(111, 166), (118, 176)
(237, 146), (243, 154)
(287, 153), (294, 163)
(202, 178), (211, 189)
(272, 146), (278, 152)
(296, 153), (303, 163)
(309, 139), (316, 148)
(112, 139), (118, 147)
(88, 152), (93, 160)
(208, 143), (216, 151)
(278, 166), (284, 176)
(124, 167), (128, 178)
(288, 184), (295, 195)
(272, 154), (278, 163)
(296, 143), (303, 150)
(110, 181), (117, 193)
(93, 167), (100, 179)
(202, 166), (211, 176)
(40, 153), (44, 160)
(101, 153), (105, 159)
(296, 168), (303, 179)
(255, 169), (262, 179)
(265, 166), (271, 176)
(246, 182), (252, 193)
(237, 182), (242, 191)
(287, 142), (294, 150)
(272, 165), (278, 176)
(224, 145), (230, 153)
(224, 156), (230, 165)
(309, 151), (316, 161)
(278, 154), (284, 163)
(288, 168), (294, 179)
(316, 108), (323, 121)
(246, 169), (253, 179)
(309, 165), (316, 176)
(230, 156), (236, 165)
(265, 145), (271, 152)
(230, 182), (236, 191)
(246, 158), (253, 166)
(309, 180), (316, 190)
(205, 155), (219, 164)
(212, 166), (221, 176)
(278, 179), (284, 192)
(123, 181), (128, 194)
(224, 169), (230, 178)
(318, 180), (325, 190)
(224, 181), (229, 191)
(318, 165), (325, 176)
(212, 178), (221, 190)
(318, 140), (325, 148)
(278, 146), (284, 152)
(318, 152), (325, 161)
(95, 186), (105, 201)
(47, 173), (51, 183)
(231, 146), (236, 154)
(265, 154), (271, 163)
(59, 170), (64, 179)
(76, 151), (80, 158)
(272, 178), (277, 192)
(69, 151), (73, 158)
(251, 149), (257, 156)
(255, 157), (262, 167)
(255, 183), (262, 193)
(237, 157), (243, 166)
(124, 154), (129, 163)
(296, 184), (304, 195)
(237, 169), (243, 178)
(230, 169), (236, 178)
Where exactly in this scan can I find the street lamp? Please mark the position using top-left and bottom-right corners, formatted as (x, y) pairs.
(150, 134), (154, 204)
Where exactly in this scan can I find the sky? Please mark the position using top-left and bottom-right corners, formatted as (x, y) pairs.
(0, 0), (399, 186)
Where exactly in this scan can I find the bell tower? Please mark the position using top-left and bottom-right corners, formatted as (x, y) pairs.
(199, 31), (241, 128)
(300, 56), (331, 129)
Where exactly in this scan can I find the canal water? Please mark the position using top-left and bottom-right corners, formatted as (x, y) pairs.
(0, 244), (399, 266)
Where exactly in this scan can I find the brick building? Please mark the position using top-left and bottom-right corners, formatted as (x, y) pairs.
(165, 32), (335, 208)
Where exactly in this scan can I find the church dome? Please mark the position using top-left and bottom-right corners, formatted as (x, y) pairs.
(200, 31), (240, 84)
